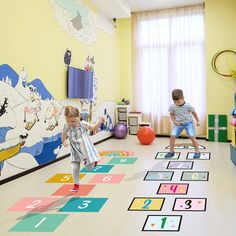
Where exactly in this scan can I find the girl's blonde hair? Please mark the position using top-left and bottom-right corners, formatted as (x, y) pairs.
(64, 106), (80, 118)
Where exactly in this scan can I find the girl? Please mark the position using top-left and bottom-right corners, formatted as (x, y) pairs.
(62, 106), (105, 192)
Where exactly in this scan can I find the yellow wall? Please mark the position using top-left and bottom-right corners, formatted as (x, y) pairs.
(1, 0), (235, 138)
(118, 1), (236, 138)
(205, 0), (236, 139)
(118, 18), (133, 105)
(0, 0), (121, 107)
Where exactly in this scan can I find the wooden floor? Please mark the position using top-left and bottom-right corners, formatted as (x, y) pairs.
(0, 136), (235, 236)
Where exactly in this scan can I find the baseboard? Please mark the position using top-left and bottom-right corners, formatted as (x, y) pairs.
(0, 154), (70, 185)
(156, 134), (206, 140)
(0, 136), (113, 185)
(205, 138), (231, 143)
(156, 134), (233, 142)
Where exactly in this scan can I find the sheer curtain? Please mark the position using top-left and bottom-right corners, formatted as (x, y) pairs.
(132, 4), (206, 136)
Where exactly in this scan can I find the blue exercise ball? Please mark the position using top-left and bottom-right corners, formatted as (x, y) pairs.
(113, 123), (128, 139)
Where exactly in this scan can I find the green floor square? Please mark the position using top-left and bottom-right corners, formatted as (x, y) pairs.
(108, 157), (137, 164)
(81, 165), (114, 173)
(9, 214), (68, 232)
(59, 197), (108, 212)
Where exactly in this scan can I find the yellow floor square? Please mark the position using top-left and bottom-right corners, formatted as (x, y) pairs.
(128, 197), (165, 211)
(46, 173), (86, 183)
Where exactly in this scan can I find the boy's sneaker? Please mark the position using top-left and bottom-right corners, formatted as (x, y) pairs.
(165, 152), (175, 158)
(193, 152), (200, 158)
(70, 184), (80, 192)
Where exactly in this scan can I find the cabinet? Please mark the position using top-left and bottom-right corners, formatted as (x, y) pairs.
(128, 112), (142, 135)
(116, 105), (131, 125)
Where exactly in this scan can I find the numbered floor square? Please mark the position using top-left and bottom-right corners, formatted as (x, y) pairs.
(88, 174), (125, 184)
(107, 157), (137, 164)
(128, 197), (165, 211)
(144, 171), (174, 181)
(46, 173), (85, 183)
(59, 197), (108, 212)
(7, 197), (59, 212)
(181, 171), (209, 181)
(173, 198), (207, 211)
(157, 183), (189, 195)
(9, 213), (68, 232)
(186, 152), (211, 160)
(51, 184), (95, 196)
(165, 144), (206, 149)
(80, 165), (114, 173)
(167, 161), (193, 169)
(155, 152), (180, 159)
(99, 150), (135, 157)
(142, 215), (182, 232)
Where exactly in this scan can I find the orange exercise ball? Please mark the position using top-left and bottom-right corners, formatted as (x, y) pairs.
(137, 127), (155, 145)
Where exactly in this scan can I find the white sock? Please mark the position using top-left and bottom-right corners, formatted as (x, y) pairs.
(71, 162), (80, 185)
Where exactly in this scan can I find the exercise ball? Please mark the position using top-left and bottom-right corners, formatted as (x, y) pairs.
(113, 123), (128, 139)
(137, 127), (155, 145)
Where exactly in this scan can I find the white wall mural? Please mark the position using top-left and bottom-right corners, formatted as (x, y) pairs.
(0, 64), (115, 181)
(50, 0), (115, 45)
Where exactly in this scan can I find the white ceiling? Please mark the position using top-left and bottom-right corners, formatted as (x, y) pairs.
(128, 0), (204, 12)
(90, 0), (205, 19)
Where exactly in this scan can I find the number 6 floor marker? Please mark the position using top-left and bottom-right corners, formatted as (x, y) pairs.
(181, 171), (209, 181)
(142, 215), (182, 232)
(88, 174), (125, 184)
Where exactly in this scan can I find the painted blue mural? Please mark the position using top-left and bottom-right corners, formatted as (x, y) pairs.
(0, 63), (115, 180)
(0, 64), (64, 178)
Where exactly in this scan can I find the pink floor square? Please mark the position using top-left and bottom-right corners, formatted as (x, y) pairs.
(51, 184), (95, 196)
(88, 174), (125, 184)
(158, 183), (188, 194)
(7, 197), (59, 212)
(173, 198), (206, 211)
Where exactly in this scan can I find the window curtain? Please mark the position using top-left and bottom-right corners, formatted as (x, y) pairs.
(132, 4), (206, 137)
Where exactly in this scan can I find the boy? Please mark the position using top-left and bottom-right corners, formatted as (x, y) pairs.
(165, 89), (200, 158)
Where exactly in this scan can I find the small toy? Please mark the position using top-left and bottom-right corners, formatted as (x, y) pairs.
(117, 98), (130, 105)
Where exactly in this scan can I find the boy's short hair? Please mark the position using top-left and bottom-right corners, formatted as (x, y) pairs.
(172, 89), (184, 101)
